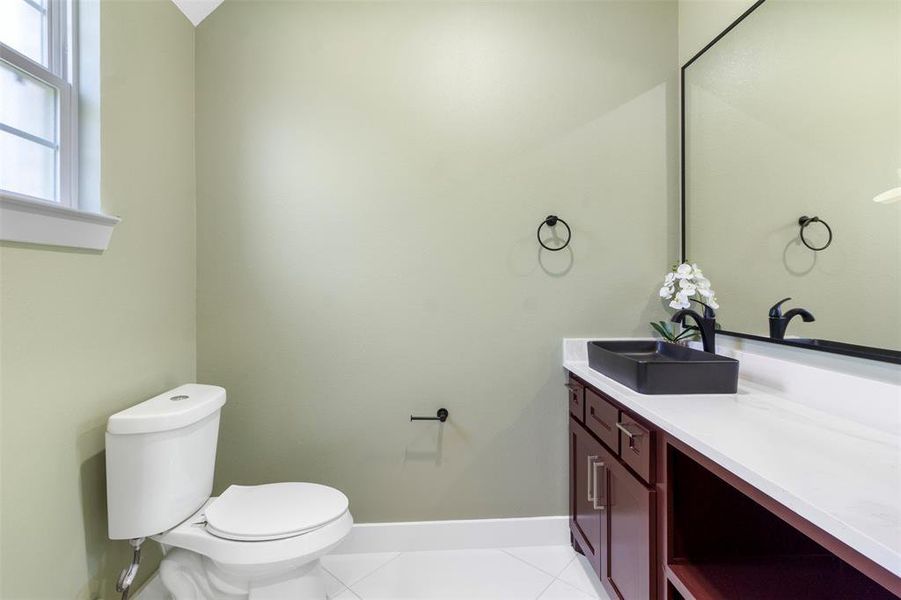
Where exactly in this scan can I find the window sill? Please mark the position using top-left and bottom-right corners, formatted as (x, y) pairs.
(0, 195), (121, 251)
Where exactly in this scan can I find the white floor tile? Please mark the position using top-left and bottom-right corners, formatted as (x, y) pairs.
(322, 552), (400, 587)
(321, 567), (347, 598)
(350, 549), (554, 599)
(538, 579), (597, 600)
(332, 589), (361, 600)
(503, 545), (577, 576)
(556, 555), (607, 598)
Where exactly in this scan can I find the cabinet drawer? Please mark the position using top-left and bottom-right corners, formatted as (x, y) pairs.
(567, 379), (585, 422)
(617, 414), (653, 484)
(584, 388), (619, 452)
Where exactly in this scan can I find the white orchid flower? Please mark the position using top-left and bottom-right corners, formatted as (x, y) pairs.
(659, 262), (718, 314)
(679, 283), (697, 300)
(674, 263), (693, 279)
(669, 291), (691, 310)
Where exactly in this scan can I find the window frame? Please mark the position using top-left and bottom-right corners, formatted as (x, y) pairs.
(0, 0), (117, 251)
(0, 0), (78, 210)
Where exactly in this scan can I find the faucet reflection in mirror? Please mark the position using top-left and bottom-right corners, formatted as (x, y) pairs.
(768, 298), (815, 340)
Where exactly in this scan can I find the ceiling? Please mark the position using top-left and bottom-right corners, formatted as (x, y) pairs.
(170, 0), (225, 26)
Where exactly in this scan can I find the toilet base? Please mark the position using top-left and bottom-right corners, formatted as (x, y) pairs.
(160, 547), (328, 600)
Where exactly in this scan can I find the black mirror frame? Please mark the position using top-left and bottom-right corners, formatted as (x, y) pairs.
(679, 0), (900, 365)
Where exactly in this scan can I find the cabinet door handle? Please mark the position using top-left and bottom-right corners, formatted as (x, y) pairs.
(587, 455), (597, 503)
(591, 461), (607, 510)
(587, 456), (606, 511)
(616, 421), (642, 439)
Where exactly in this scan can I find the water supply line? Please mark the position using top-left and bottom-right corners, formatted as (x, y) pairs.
(116, 537), (144, 600)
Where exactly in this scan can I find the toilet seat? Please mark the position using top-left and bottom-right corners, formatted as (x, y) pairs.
(205, 482), (349, 541)
(155, 496), (353, 568)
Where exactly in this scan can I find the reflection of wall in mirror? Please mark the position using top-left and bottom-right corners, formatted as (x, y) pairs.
(678, 0), (757, 64)
(684, 0), (900, 350)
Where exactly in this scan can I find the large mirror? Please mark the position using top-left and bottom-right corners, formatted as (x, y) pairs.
(683, 0), (900, 363)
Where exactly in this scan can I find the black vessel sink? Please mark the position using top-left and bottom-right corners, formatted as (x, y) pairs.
(587, 340), (739, 395)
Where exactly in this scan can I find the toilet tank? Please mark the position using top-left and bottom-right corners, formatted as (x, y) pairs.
(106, 384), (226, 540)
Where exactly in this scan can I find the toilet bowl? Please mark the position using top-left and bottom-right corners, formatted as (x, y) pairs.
(157, 483), (352, 599)
(105, 385), (352, 600)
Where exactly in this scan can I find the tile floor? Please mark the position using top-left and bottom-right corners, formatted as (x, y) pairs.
(320, 545), (612, 599)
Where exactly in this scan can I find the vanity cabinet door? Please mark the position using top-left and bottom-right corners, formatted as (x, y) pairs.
(570, 418), (607, 578)
(603, 453), (655, 600)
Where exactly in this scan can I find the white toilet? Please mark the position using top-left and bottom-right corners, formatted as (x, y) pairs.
(106, 384), (353, 599)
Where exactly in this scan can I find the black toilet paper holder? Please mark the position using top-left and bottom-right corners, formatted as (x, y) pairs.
(410, 408), (449, 423)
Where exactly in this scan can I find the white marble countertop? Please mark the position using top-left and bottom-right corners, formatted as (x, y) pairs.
(563, 338), (901, 578)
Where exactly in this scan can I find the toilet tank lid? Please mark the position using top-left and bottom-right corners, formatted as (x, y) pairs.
(107, 384), (226, 435)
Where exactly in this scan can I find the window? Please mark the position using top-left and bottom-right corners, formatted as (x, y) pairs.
(1, 0), (76, 206)
(0, 0), (118, 250)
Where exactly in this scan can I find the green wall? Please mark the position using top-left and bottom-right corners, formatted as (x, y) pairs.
(1, 1), (680, 596)
(0, 1), (195, 597)
(195, 0), (678, 523)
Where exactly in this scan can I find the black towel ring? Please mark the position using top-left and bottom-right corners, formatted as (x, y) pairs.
(537, 215), (571, 251)
(798, 216), (832, 251)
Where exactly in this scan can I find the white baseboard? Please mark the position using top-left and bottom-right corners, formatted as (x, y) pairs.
(133, 515), (569, 598)
(334, 515), (569, 554)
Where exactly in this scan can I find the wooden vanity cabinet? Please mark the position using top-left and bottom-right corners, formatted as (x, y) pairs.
(568, 375), (657, 600)
(566, 373), (901, 600)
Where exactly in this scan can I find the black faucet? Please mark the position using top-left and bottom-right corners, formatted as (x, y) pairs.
(670, 299), (717, 353)
(768, 298), (815, 339)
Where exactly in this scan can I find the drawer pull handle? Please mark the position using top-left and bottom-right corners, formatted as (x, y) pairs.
(616, 422), (642, 439)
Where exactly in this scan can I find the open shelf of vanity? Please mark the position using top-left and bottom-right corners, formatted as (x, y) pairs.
(565, 372), (901, 600)
(663, 444), (896, 600)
